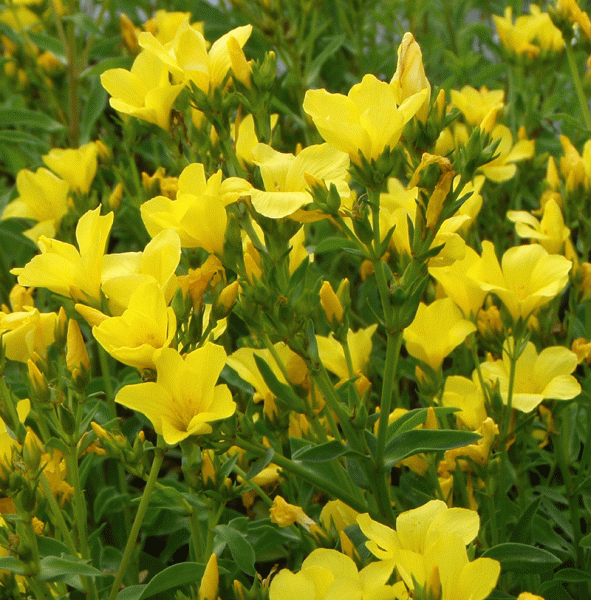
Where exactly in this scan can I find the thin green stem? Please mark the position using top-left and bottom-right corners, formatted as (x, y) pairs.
(39, 473), (78, 556)
(107, 437), (166, 600)
(565, 43), (591, 131)
(190, 507), (206, 563)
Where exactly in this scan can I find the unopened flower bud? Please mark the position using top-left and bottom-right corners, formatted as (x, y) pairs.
(27, 360), (49, 402)
(228, 36), (252, 88)
(213, 280), (240, 320)
(120, 13), (140, 53)
(108, 182), (124, 212)
(199, 553), (219, 600)
(23, 428), (43, 471)
(319, 281), (344, 325)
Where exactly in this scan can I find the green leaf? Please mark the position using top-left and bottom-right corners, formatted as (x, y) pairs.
(313, 237), (364, 255)
(80, 82), (107, 143)
(386, 407), (459, 438)
(0, 556), (26, 575)
(27, 32), (66, 62)
(37, 556), (103, 580)
(480, 543), (561, 573)
(62, 13), (102, 36)
(0, 108), (65, 132)
(253, 354), (306, 413)
(580, 532), (591, 547)
(94, 486), (128, 521)
(510, 497), (541, 543)
(117, 585), (145, 600)
(0, 130), (50, 149)
(215, 524), (256, 576)
(553, 568), (591, 582)
(292, 439), (361, 463)
(246, 447), (275, 479)
(383, 429), (481, 470)
(305, 35), (346, 86)
(136, 562), (204, 599)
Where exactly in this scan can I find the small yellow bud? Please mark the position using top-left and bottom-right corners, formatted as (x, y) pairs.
(201, 449), (216, 486)
(27, 360), (49, 402)
(120, 14), (140, 53)
(213, 280), (240, 320)
(108, 182), (124, 212)
(37, 51), (61, 72)
(66, 319), (90, 375)
(95, 139), (111, 161)
(199, 553), (219, 600)
(480, 107), (498, 134)
(579, 262), (591, 301)
(9, 284), (34, 312)
(572, 337), (591, 364)
(228, 35), (252, 88)
(319, 280), (344, 325)
(23, 427), (43, 471)
(517, 593), (546, 600)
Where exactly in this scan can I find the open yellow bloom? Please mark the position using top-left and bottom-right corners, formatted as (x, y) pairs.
(42, 142), (98, 194)
(138, 20), (252, 92)
(141, 163), (230, 253)
(303, 74), (427, 164)
(441, 375), (487, 430)
(269, 548), (403, 600)
(92, 281), (177, 372)
(557, 0), (591, 39)
(270, 496), (315, 529)
(100, 50), (184, 130)
(116, 343), (236, 445)
(476, 241), (572, 321)
(480, 339), (581, 412)
(403, 298), (476, 371)
(480, 124), (535, 183)
(143, 10), (204, 45)
(450, 86), (504, 126)
(507, 198), (570, 254)
(494, 5), (563, 58)
(243, 143), (350, 219)
(1, 167), (70, 242)
(357, 500), (494, 597)
(12, 207), (113, 304)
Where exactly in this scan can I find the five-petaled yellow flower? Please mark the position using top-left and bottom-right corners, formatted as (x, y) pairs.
(116, 343), (236, 445)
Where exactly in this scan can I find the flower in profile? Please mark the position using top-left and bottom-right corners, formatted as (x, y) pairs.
(138, 20), (252, 92)
(116, 343), (236, 445)
(100, 50), (184, 130)
(12, 206), (113, 304)
(141, 163), (230, 253)
(507, 198), (570, 254)
(0, 308), (57, 363)
(143, 10), (204, 45)
(480, 339), (581, 412)
(1, 167), (70, 242)
(476, 241), (572, 321)
(92, 281), (177, 372)
(270, 496), (315, 529)
(494, 5), (563, 58)
(450, 85), (504, 126)
(403, 298), (476, 371)
(441, 375), (487, 430)
(269, 548), (403, 600)
(556, 0), (591, 40)
(479, 125), (535, 183)
(42, 143), (98, 194)
(303, 73), (427, 164)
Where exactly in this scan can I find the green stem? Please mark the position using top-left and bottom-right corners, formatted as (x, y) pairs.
(190, 507), (206, 563)
(107, 437), (166, 600)
(235, 436), (375, 518)
(565, 43), (591, 131)
(39, 473), (78, 556)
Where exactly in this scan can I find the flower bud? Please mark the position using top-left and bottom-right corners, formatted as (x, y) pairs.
(199, 553), (219, 600)
(270, 496), (315, 530)
(212, 280), (240, 321)
(120, 13), (140, 53)
(319, 281), (343, 326)
(27, 360), (49, 402)
(66, 319), (90, 389)
(228, 35), (252, 88)
(108, 182), (124, 212)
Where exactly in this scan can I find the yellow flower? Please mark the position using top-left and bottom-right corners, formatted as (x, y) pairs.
(403, 298), (476, 371)
(141, 163), (229, 253)
(319, 280), (344, 325)
(557, 0), (591, 39)
(138, 20), (252, 92)
(429, 245), (488, 318)
(199, 553), (218, 600)
(269, 548), (402, 600)
(441, 375), (487, 430)
(143, 10), (204, 45)
(476, 241), (572, 321)
(92, 281), (177, 372)
(319, 500), (359, 534)
(116, 343), (236, 445)
(450, 86), (505, 126)
(100, 50), (184, 130)
(42, 143), (98, 195)
(391, 32), (430, 122)
(12, 206), (113, 304)
(480, 339), (581, 412)
(507, 198), (570, 253)
(236, 143), (350, 219)
(1, 167), (70, 242)
(357, 500), (493, 596)
(270, 496), (315, 529)
(66, 319), (90, 379)
(178, 254), (224, 312)
(303, 74), (428, 164)
(479, 124), (535, 183)
(101, 228), (181, 314)
(316, 325), (377, 396)
(0, 308), (57, 363)
(494, 5), (563, 58)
